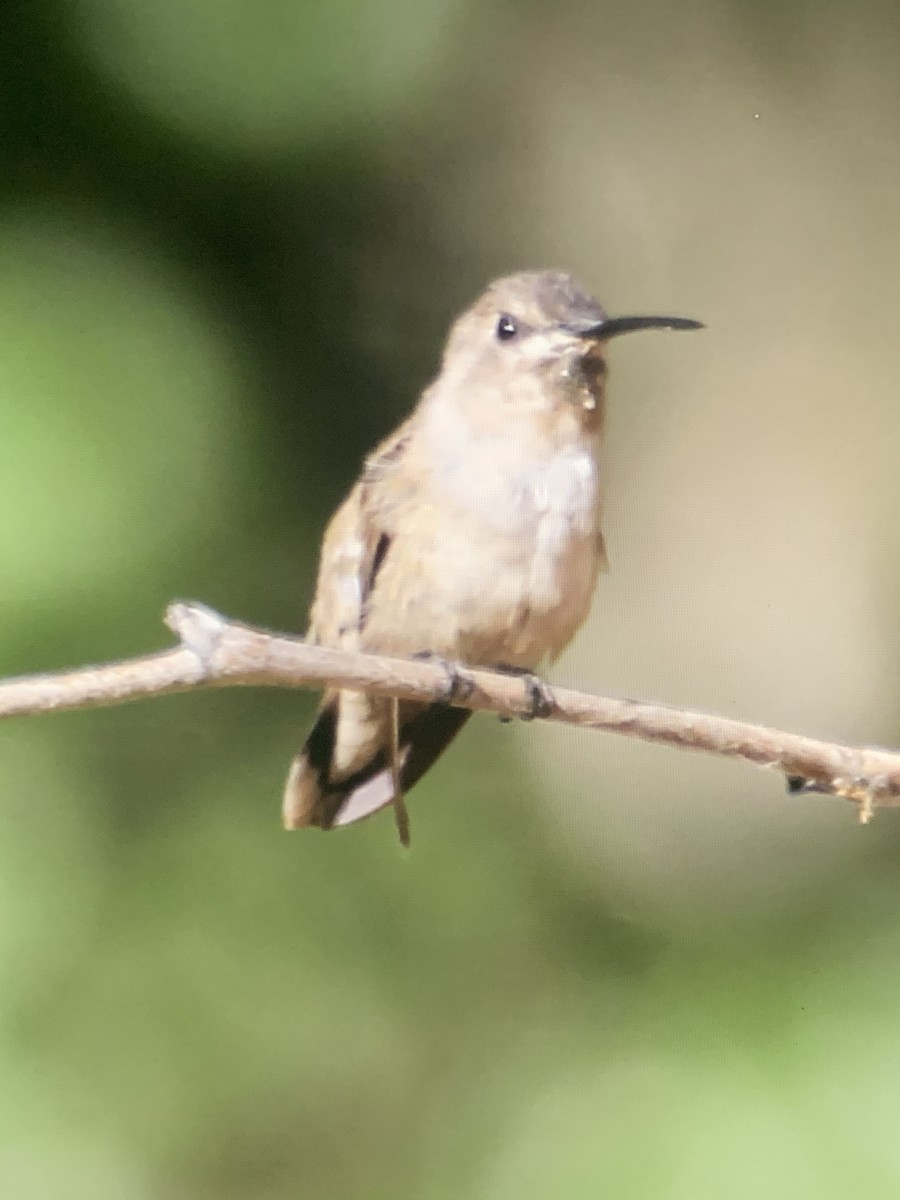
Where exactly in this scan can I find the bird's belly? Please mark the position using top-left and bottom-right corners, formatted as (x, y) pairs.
(444, 518), (598, 667)
(438, 454), (602, 668)
(361, 443), (602, 668)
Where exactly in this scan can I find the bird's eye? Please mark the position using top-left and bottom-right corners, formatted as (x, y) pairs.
(496, 314), (518, 341)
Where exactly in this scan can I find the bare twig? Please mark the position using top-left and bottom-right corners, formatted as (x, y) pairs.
(0, 600), (896, 822)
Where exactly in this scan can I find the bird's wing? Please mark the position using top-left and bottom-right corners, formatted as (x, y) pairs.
(283, 418), (471, 833)
(306, 418), (413, 651)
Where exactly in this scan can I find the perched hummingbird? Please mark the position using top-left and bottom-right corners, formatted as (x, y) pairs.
(283, 270), (702, 841)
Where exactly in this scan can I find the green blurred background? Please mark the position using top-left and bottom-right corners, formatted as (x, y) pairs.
(3, 0), (900, 1195)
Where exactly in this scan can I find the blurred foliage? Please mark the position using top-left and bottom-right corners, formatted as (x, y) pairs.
(2, 0), (900, 1196)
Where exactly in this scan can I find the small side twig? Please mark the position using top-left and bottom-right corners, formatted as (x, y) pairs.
(0, 600), (896, 822)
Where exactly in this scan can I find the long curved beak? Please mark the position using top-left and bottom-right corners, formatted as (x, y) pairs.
(573, 315), (704, 339)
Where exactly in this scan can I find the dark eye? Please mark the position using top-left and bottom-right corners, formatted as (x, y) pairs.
(496, 314), (518, 341)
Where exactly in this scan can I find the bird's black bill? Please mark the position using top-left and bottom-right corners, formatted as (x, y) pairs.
(579, 315), (704, 339)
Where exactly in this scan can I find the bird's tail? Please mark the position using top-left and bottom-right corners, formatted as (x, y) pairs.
(282, 689), (471, 833)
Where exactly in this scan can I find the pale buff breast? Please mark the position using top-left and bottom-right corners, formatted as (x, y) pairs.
(426, 439), (603, 669)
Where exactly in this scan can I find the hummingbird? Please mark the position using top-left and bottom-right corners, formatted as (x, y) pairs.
(283, 270), (702, 842)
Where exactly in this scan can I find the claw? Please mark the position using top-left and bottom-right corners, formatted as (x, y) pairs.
(521, 674), (554, 721)
(492, 664), (555, 721)
(412, 651), (474, 704)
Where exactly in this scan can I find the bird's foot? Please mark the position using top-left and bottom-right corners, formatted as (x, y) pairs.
(412, 651), (474, 705)
(493, 665), (555, 721)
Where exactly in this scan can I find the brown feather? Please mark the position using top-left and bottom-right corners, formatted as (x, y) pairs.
(284, 702), (471, 830)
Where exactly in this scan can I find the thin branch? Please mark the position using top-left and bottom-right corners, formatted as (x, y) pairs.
(0, 601), (896, 822)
